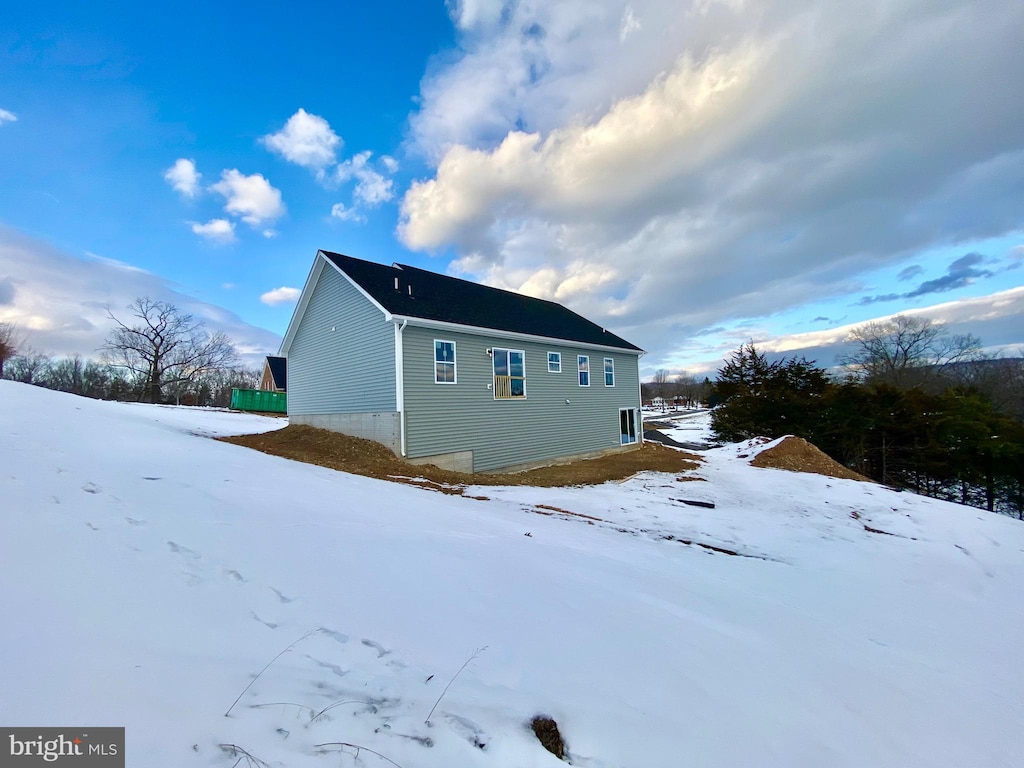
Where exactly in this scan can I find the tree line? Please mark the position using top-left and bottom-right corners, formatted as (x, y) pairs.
(641, 370), (712, 407)
(0, 298), (262, 408)
(709, 316), (1024, 519)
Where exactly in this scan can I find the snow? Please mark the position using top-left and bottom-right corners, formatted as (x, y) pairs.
(2, 381), (1023, 768)
(645, 407), (718, 446)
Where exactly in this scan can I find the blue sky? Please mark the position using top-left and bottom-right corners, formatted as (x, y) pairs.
(1, 0), (1022, 376)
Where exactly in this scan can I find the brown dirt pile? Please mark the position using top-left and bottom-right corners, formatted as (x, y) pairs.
(750, 436), (870, 482)
(219, 424), (700, 491)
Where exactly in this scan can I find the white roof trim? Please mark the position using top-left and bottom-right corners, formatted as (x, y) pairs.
(323, 253), (391, 316)
(278, 255), (324, 356)
(388, 314), (644, 355)
(279, 251), (391, 356)
(281, 250), (643, 356)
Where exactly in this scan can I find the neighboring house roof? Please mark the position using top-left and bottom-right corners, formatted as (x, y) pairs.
(320, 251), (643, 352)
(264, 355), (287, 390)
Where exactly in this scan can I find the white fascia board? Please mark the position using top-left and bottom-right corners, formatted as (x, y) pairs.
(322, 252), (391, 317)
(279, 251), (392, 356)
(388, 314), (644, 356)
(278, 255), (325, 356)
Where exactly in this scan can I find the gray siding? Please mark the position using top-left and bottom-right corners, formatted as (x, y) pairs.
(288, 264), (397, 415)
(402, 326), (641, 472)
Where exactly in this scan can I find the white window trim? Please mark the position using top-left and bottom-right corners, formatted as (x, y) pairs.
(578, 354), (590, 387)
(434, 339), (457, 384)
(493, 347), (527, 400)
(547, 351), (562, 373)
(604, 357), (615, 387)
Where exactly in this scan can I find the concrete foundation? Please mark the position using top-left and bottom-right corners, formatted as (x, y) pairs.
(407, 450), (475, 474)
(492, 443), (641, 474)
(290, 412), (401, 455)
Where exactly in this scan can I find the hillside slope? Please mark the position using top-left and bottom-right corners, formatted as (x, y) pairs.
(2, 381), (1022, 767)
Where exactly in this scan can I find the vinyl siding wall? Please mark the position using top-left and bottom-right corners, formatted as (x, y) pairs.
(402, 325), (641, 472)
(288, 264), (396, 415)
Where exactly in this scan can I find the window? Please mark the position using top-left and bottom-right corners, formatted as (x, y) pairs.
(577, 355), (590, 387)
(434, 340), (456, 384)
(620, 408), (638, 445)
(493, 348), (525, 399)
(604, 357), (615, 387)
(547, 351), (562, 373)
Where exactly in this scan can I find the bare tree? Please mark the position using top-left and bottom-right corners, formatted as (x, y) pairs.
(651, 369), (670, 400)
(101, 297), (238, 403)
(46, 354), (86, 395)
(674, 373), (710, 407)
(839, 315), (982, 388)
(0, 321), (24, 378)
(3, 351), (48, 384)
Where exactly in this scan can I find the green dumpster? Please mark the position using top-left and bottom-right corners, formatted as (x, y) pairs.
(230, 388), (287, 413)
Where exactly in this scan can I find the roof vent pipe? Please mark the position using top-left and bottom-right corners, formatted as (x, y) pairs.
(394, 277), (399, 291)
(408, 285), (413, 296)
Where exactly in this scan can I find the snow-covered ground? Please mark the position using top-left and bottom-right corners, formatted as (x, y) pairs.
(644, 408), (718, 445)
(2, 381), (1022, 768)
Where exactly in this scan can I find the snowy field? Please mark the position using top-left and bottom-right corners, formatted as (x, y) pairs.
(2, 381), (1023, 768)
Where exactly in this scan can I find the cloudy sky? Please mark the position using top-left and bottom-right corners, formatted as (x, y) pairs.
(1, 0), (1022, 375)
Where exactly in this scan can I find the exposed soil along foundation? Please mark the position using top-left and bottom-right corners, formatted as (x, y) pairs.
(750, 436), (871, 482)
(220, 424), (701, 491)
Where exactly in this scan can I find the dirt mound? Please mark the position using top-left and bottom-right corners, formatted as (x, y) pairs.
(750, 436), (870, 482)
(220, 424), (700, 491)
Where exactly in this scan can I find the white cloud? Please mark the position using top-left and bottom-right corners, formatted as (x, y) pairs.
(405, 0), (1024, 369)
(620, 6), (641, 42)
(190, 218), (236, 243)
(401, 38), (766, 249)
(164, 158), (202, 198)
(355, 173), (394, 205)
(261, 108), (342, 171)
(0, 109), (17, 125)
(381, 155), (399, 173)
(330, 203), (366, 224)
(260, 286), (301, 306)
(679, 287), (1024, 377)
(335, 151), (395, 205)
(0, 224), (281, 364)
(211, 169), (285, 227)
(448, 0), (508, 31)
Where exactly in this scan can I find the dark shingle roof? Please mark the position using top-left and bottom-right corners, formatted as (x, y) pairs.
(265, 356), (287, 390)
(321, 251), (642, 352)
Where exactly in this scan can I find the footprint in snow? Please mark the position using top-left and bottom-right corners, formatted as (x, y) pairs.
(442, 713), (489, 750)
(167, 541), (200, 559)
(269, 587), (294, 603)
(125, 517), (146, 526)
(305, 655), (348, 678)
(81, 482), (101, 494)
(361, 639), (390, 658)
(223, 569), (246, 583)
(250, 611), (279, 629)
(85, 522), (98, 531)
(318, 628), (349, 645)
